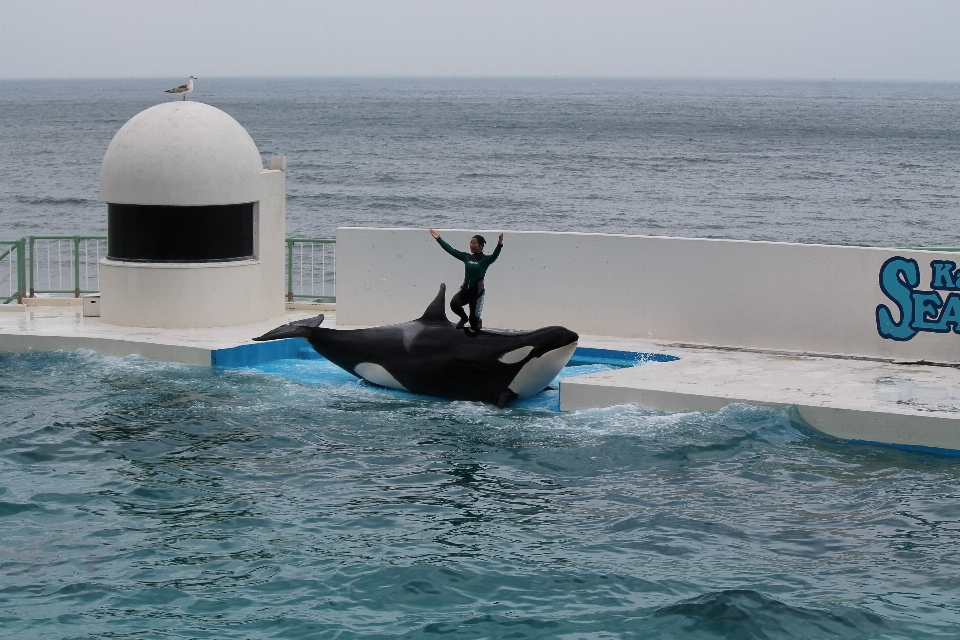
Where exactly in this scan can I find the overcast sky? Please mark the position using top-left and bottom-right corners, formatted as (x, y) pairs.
(1, 0), (957, 81)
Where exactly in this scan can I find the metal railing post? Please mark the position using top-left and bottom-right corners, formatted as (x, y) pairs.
(0, 244), (12, 303)
(73, 235), (81, 297)
(286, 238), (294, 302)
(17, 238), (26, 303)
(28, 236), (35, 297)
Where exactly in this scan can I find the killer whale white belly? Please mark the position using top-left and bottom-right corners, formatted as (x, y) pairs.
(354, 362), (409, 391)
(507, 341), (578, 398)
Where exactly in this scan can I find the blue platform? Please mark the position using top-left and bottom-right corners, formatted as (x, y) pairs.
(211, 337), (312, 368)
(212, 338), (678, 411)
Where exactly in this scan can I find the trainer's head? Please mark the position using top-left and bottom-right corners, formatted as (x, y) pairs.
(470, 235), (486, 253)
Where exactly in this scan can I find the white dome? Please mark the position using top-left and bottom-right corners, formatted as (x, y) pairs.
(100, 102), (263, 206)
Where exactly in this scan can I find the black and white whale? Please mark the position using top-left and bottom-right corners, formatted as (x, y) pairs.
(254, 284), (579, 407)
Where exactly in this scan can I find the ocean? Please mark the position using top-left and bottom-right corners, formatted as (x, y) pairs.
(1, 78), (958, 246)
(2, 78), (960, 638)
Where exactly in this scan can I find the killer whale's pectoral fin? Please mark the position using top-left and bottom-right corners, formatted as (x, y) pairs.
(253, 314), (325, 341)
(418, 284), (450, 323)
(495, 389), (518, 409)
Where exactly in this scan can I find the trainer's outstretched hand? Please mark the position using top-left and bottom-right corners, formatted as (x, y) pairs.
(429, 229), (440, 239)
(498, 233), (504, 246)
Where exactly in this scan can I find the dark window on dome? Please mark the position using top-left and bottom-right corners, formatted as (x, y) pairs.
(107, 203), (254, 262)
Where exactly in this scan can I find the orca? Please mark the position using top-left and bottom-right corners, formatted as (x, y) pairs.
(254, 284), (579, 407)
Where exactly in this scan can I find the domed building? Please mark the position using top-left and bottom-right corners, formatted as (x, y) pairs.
(98, 102), (286, 328)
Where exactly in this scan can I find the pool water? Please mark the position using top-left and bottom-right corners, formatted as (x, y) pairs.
(3, 348), (960, 638)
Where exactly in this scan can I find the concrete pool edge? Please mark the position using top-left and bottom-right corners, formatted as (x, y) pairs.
(560, 340), (960, 452)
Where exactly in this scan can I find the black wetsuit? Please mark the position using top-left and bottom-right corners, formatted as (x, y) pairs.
(436, 237), (502, 330)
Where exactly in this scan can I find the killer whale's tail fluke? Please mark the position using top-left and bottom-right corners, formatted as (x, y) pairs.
(418, 284), (450, 323)
(253, 314), (325, 342)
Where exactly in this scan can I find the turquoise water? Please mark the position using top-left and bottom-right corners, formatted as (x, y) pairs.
(3, 349), (960, 638)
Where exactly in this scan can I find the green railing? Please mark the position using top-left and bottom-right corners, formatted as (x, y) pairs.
(0, 239), (27, 304)
(1, 235), (337, 304)
(27, 235), (107, 298)
(286, 238), (336, 302)
(5, 234), (958, 306)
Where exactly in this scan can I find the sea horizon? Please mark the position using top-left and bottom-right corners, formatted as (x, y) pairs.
(3, 77), (958, 248)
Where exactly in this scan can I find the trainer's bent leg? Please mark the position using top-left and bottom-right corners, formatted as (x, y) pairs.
(469, 292), (484, 331)
(450, 289), (469, 328)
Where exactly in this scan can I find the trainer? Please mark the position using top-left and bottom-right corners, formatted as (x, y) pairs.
(429, 229), (503, 331)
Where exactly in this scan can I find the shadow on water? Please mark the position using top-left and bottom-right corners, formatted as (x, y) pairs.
(649, 589), (898, 639)
(406, 589), (901, 639)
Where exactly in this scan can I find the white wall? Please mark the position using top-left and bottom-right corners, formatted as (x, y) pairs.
(257, 169), (287, 319)
(100, 170), (286, 328)
(336, 228), (960, 363)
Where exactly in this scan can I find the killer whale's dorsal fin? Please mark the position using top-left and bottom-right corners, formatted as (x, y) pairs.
(419, 284), (449, 323)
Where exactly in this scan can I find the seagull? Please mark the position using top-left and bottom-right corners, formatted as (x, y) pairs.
(165, 76), (196, 101)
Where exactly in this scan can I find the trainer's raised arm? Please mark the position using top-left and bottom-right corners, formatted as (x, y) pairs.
(429, 229), (441, 239)
(498, 233), (504, 246)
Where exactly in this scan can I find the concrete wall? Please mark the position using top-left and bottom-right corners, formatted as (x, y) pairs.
(100, 170), (286, 328)
(257, 169), (287, 319)
(336, 227), (960, 363)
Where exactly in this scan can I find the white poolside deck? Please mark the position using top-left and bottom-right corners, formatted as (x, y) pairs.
(565, 334), (960, 451)
(3, 302), (960, 451)
(0, 302), (329, 366)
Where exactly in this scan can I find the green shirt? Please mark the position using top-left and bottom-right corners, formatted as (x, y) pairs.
(436, 237), (502, 288)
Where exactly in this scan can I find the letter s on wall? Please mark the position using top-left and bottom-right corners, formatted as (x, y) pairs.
(876, 257), (919, 341)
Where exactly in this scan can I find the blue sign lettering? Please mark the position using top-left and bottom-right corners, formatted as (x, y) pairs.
(940, 293), (960, 332)
(911, 291), (944, 332)
(877, 257), (919, 340)
(930, 260), (959, 290)
(877, 256), (960, 341)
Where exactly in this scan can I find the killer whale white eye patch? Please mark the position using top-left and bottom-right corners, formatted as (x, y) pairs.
(499, 346), (534, 364)
(354, 363), (409, 391)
